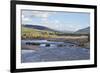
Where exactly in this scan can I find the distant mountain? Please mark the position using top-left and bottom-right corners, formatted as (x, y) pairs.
(75, 27), (90, 34)
(22, 24), (58, 32)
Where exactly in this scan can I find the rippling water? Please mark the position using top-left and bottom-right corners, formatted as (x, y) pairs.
(21, 40), (90, 63)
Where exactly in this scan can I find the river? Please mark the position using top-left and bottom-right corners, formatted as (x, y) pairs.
(21, 40), (90, 63)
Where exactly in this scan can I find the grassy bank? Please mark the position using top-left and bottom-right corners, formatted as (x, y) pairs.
(21, 26), (90, 49)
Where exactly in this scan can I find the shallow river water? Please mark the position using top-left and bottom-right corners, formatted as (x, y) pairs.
(21, 40), (90, 63)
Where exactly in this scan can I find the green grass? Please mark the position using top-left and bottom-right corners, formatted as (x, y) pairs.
(21, 26), (57, 39)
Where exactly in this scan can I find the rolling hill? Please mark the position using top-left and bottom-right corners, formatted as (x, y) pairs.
(21, 25), (58, 39)
(22, 24), (55, 31)
(75, 27), (90, 34)
(21, 24), (90, 39)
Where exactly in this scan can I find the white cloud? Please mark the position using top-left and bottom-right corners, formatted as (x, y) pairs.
(22, 10), (56, 19)
(21, 10), (87, 32)
(22, 10), (57, 24)
(22, 14), (32, 24)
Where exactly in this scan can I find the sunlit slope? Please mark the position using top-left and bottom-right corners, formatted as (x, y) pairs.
(21, 26), (57, 39)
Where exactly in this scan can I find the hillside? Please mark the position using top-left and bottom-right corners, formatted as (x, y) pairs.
(21, 25), (57, 39)
(22, 25), (56, 31)
(21, 25), (90, 40)
(75, 27), (90, 34)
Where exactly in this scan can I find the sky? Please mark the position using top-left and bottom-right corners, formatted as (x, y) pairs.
(21, 10), (90, 32)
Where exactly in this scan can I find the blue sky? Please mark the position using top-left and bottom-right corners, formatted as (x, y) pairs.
(22, 10), (90, 32)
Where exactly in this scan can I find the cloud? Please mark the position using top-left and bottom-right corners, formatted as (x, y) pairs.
(22, 10), (56, 20)
(21, 10), (89, 32)
(29, 11), (49, 18)
(59, 23), (83, 31)
(41, 20), (83, 32)
(22, 14), (32, 24)
(22, 10), (57, 24)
